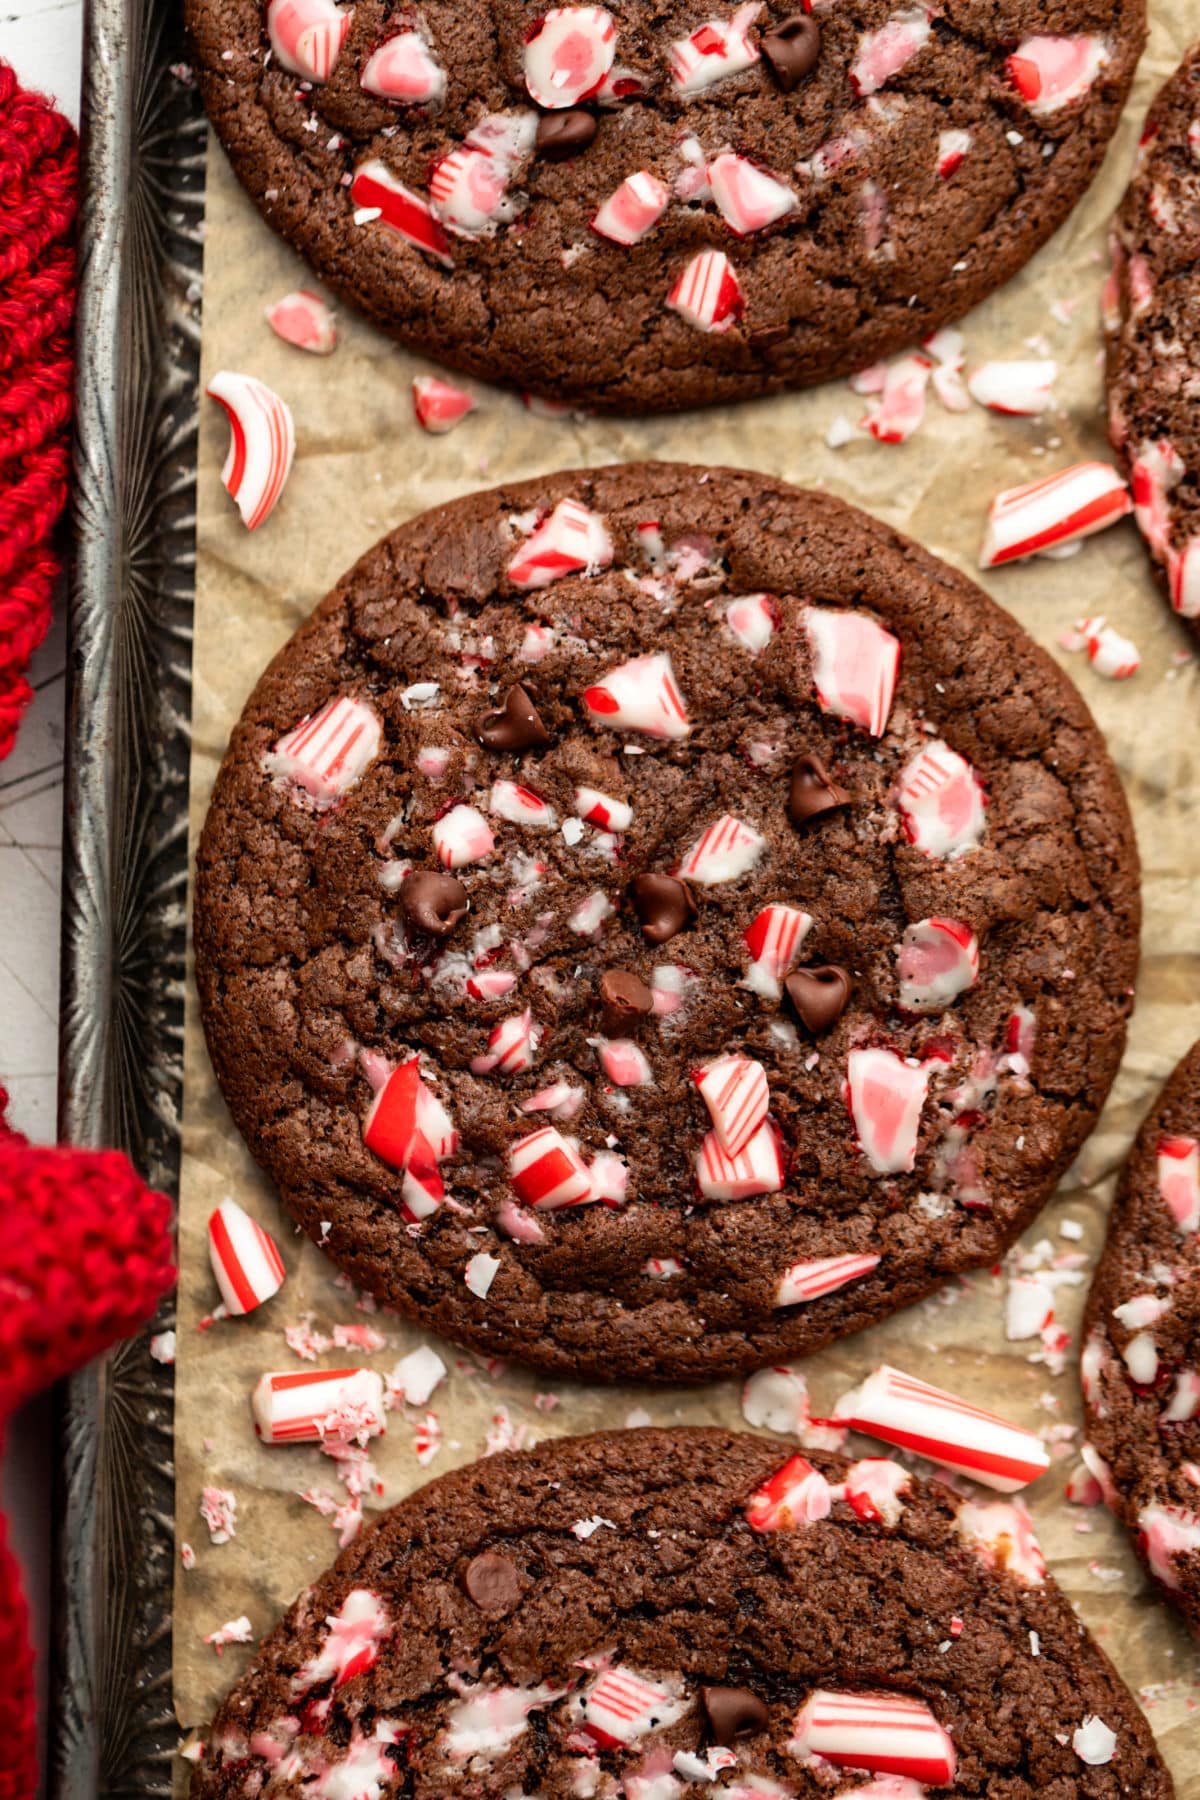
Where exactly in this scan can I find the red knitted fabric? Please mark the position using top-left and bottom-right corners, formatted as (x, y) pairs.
(0, 60), (77, 761)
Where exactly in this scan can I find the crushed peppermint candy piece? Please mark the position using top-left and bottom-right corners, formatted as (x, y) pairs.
(708, 154), (796, 234)
(967, 359), (1057, 415)
(252, 1367), (387, 1445)
(846, 1048), (929, 1175)
(433, 803), (495, 868)
(788, 1689), (955, 1785)
(599, 1038), (653, 1086)
(204, 1614), (254, 1654)
(592, 171), (670, 245)
(861, 353), (931, 443)
(524, 6), (616, 107)
(510, 1126), (595, 1210)
(265, 0), (350, 81)
(264, 695), (381, 808)
(956, 1497), (1047, 1583)
(775, 1253), (881, 1307)
(1007, 35), (1109, 116)
(429, 146), (516, 236)
(696, 1119), (784, 1201)
(574, 785), (632, 831)
(362, 1057), (457, 1221)
(1077, 614), (1140, 679)
(413, 375), (476, 432)
(979, 463), (1132, 568)
(508, 498), (613, 588)
(583, 651), (690, 739)
(695, 1055), (770, 1157)
(387, 1344), (446, 1406)
(1139, 1502), (1200, 1591)
(725, 593), (778, 653)
(265, 288), (336, 353)
(471, 1008), (540, 1076)
(834, 1365), (1052, 1492)
(896, 917), (979, 1012)
(741, 903), (813, 1000)
(206, 371), (295, 530)
(360, 30), (445, 103)
(897, 740), (986, 858)
(668, 4), (760, 95)
(464, 1251), (500, 1298)
(568, 888), (616, 935)
(937, 127), (972, 178)
(489, 779), (557, 828)
(350, 161), (452, 264)
(804, 607), (900, 737)
(582, 1666), (691, 1747)
(1158, 1135), (1200, 1232)
(834, 1458), (912, 1528)
(1072, 1715), (1118, 1766)
(849, 7), (932, 97)
(678, 813), (764, 885)
(293, 1588), (391, 1692)
(746, 1453), (833, 1530)
(667, 250), (745, 333)
(208, 1197), (286, 1315)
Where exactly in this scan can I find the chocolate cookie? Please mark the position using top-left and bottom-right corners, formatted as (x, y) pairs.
(194, 463), (1140, 1382)
(1082, 1042), (1200, 1638)
(184, 0), (1145, 412)
(189, 1427), (1174, 1797)
(1104, 42), (1200, 630)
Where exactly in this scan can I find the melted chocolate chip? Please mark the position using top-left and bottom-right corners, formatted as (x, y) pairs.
(788, 753), (850, 827)
(476, 683), (551, 752)
(401, 871), (470, 937)
(599, 968), (654, 1031)
(785, 964), (852, 1034)
(701, 1685), (770, 1741)
(629, 873), (698, 945)
(462, 1551), (522, 1615)
(535, 108), (597, 159)
(761, 14), (821, 91)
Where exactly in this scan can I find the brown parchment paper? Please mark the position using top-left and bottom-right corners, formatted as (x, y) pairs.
(175, 5), (1200, 1785)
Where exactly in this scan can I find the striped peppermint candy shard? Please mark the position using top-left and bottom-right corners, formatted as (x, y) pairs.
(574, 786), (632, 831)
(583, 651), (690, 739)
(489, 780), (556, 828)
(592, 171), (670, 245)
(252, 1367), (387, 1445)
(524, 6), (616, 107)
(351, 161), (452, 264)
(846, 1048), (929, 1174)
(206, 372), (295, 530)
(363, 1057), (457, 1219)
(1140, 1503), (1200, 1592)
(937, 127), (972, 177)
(1158, 1135), (1200, 1233)
(265, 289), (337, 354)
(850, 6), (932, 96)
(428, 147), (514, 235)
(293, 1589), (392, 1692)
(862, 353), (931, 444)
(678, 813), (764, 885)
(1078, 614), (1139, 680)
(433, 803), (495, 868)
(696, 1119), (784, 1200)
(510, 1126), (595, 1210)
(360, 30), (445, 103)
(775, 1253), (881, 1307)
(788, 1690), (955, 1785)
(833, 1364), (1051, 1492)
(896, 917), (979, 1012)
(695, 1054), (769, 1157)
(668, 3), (760, 95)
(897, 740), (985, 858)
(265, 0), (351, 80)
(582, 1667), (691, 1748)
(967, 359), (1057, 415)
(725, 592), (777, 653)
(956, 1497), (1047, 1584)
(471, 1009), (539, 1076)
(804, 607), (900, 737)
(746, 1454), (833, 1531)
(1131, 438), (1183, 558)
(1168, 538), (1200, 618)
(834, 1458), (912, 1528)
(1007, 35), (1108, 116)
(708, 154), (796, 234)
(599, 1039), (653, 1086)
(741, 903), (812, 1000)
(264, 695), (381, 807)
(413, 376), (476, 433)
(978, 462), (1131, 567)
(667, 250), (745, 332)
(508, 498), (614, 589)
(208, 1199), (286, 1315)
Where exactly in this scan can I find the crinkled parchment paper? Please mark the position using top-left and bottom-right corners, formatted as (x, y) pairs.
(175, 5), (1200, 1785)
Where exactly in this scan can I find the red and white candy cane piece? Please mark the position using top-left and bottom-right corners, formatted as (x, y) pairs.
(1131, 438), (1184, 558)
(678, 813), (764, 885)
(363, 1068), (445, 1219)
(708, 154), (796, 234)
(265, 0), (350, 80)
(582, 651), (690, 739)
(599, 1039), (653, 1086)
(978, 462), (1131, 568)
(1002, 1003), (1036, 1075)
(471, 1009), (539, 1076)
(582, 1667), (690, 1748)
(465, 109), (540, 163)
(788, 1690), (955, 1785)
(897, 740), (985, 858)
(725, 592), (777, 653)
(741, 903), (812, 1000)
(850, 6), (932, 96)
(264, 695), (381, 808)
(293, 1589), (392, 1692)
(489, 780), (556, 829)
(746, 1454), (833, 1531)
(775, 1253), (881, 1307)
(833, 1458), (912, 1528)
(510, 1126), (595, 1210)
(923, 325), (969, 411)
(360, 30), (445, 104)
(428, 147), (514, 236)
(846, 1048), (929, 1174)
(967, 359), (1056, 415)
(265, 289), (336, 354)
(668, 3), (760, 95)
(464, 1250), (500, 1298)
(936, 127), (972, 177)
(695, 1054), (769, 1157)
(574, 786), (632, 832)
(863, 353), (931, 443)
(896, 917), (979, 1012)
(208, 1198), (286, 1315)
(252, 1368), (386, 1445)
(667, 250), (745, 333)
(206, 371), (295, 530)
(520, 1079), (585, 1118)
(592, 171), (670, 245)
(466, 968), (517, 1002)
(1158, 1135), (1200, 1233)
(1168, 538), (1200, 619)
(1007, 35), (1108, 116)
(1139, 1503), (1200, 1592)
(508, 498), (614, 589)
(804, 607), (900, 737)
(833, 1365), (1051, 1492)
(696, 1119), (784, 1201)
(1163, 1371), (1200, 1425)
(956, 1498), (1047, 1584)
(351, 161), (451, 265)
(412, 375), (476, 433)
(1078, 614), (1140, 679)
(433, 803), (495, 868)
(524, 6), (616, 108)
(588, 1148), (628, 1205)
(568, 889), (616, 936)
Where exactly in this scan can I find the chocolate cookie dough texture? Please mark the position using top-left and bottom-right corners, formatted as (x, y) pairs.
(189, 1428), (1175, 1798)
(1083, 1042), (1200, 1638)
(1104, 42), (1200, 630)
(186, 0), (1146, 410)
(194, 464), (1140, 1381)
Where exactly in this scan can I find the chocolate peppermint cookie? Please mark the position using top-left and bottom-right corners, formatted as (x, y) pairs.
(1082, 1042), (1200, 1637)
(194, 463), (1140, 1382)
(189, 1427), (1173, 1798)
(1104, 42), (1200, 630)
(186, 0), (1144, 411)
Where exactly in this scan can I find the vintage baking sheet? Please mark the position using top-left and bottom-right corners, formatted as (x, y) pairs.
(175, 3), (1200, 1784)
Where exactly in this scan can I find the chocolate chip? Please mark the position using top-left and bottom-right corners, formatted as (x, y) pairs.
(535, 108), (597, 160)
(785, 965), (852, 1034)
(629, 873), (698, 945)
(701, 1685), (770, 1741)
(788, 753), (850, 827)
(599, 968), (654, 1031)
(401, 871), (470, 937)
(760, 14), (821, 91)
(463, 1551), (522, 1615)
(476, 683), (551, 752)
